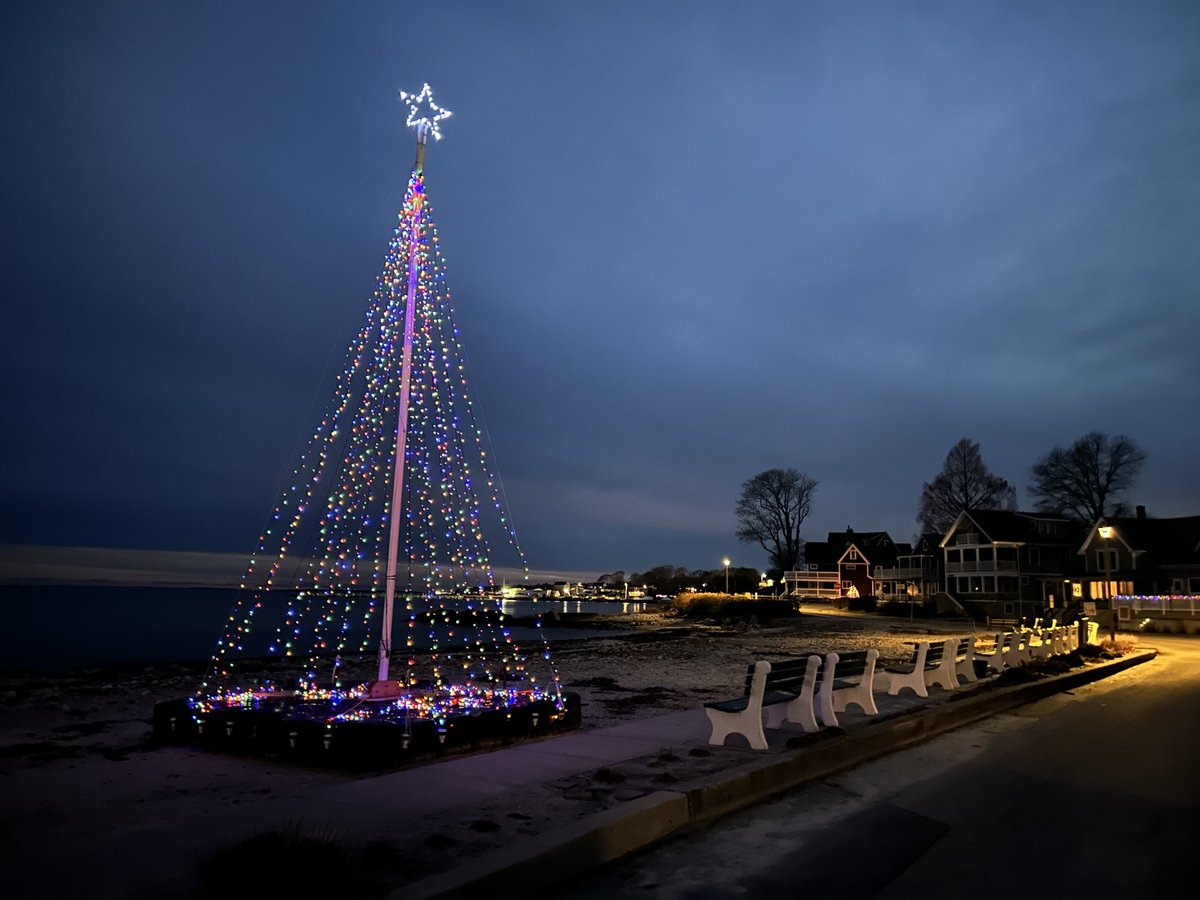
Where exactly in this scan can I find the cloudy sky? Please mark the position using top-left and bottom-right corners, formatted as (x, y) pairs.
(3, 1), (1198, 578)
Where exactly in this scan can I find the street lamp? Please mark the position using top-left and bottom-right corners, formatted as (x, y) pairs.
(723, 557), (731, 594)
(1098, 524), (1116, 642)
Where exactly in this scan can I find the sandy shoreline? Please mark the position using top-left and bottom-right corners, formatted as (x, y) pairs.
(0, 607), (982, 897)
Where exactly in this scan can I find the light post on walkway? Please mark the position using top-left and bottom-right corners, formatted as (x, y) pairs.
(723, 557), (731, 595)
(1099, 524), (1117, 642)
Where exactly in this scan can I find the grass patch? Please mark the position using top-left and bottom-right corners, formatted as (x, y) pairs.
(670, 593), (798, 622)
(1079, 637), (1137, 660)
(194, 821), (385, 898)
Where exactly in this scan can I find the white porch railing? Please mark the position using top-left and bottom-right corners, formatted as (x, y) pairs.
(874, 566), (938, 580)
(1113, 594), (1199, 616)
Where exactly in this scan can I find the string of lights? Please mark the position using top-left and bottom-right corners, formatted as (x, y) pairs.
(196, 85), (562, 725)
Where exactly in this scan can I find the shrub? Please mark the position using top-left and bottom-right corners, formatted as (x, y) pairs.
(846, 594), (877, 612)
(1078, 636), (1137, 659)
(828, 594), (878, 612)
(877, 599), (935, 619)
(671, 593), (797, 622)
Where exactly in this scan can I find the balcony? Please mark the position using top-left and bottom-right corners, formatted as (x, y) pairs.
(874, 565), (938, 580)
(945, 560), (1018, 574)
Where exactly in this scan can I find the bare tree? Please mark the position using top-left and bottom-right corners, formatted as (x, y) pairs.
(1029, 432), (1145, 522)
(918, 438), (1016, 536)
(629, 565), (690, 595)
(735, 468), (817, 572)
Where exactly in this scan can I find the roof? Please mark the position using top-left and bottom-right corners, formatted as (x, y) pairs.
(1083, 515), (1200, 565)
(803, 529), (904, 568)
(912, 533), (942, 555)
(824, 529), (896, 548)
(941, 510), (1086, 548)
(800, 541), (837, 568)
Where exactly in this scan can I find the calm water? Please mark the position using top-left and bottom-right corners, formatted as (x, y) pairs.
(0, 585), (649, 669)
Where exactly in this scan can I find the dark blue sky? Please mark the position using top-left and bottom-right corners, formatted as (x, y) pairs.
(3, 1), (1198, 576)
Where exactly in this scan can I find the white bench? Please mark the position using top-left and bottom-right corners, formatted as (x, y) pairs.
(1002, 630), (1026, 669)
(1067, 623), (1082, 651)
(884, 639), (957, 697)
(1054, 626), (1071, 655)
(950, 635), (979, 684)
(776, 655), (826, 733)
(1015, 629), (1036, 665)
(816, 649), (879, 727)
(975, 632), (1007, 675)
(1030, 627), (1055, 660)
(704, 656), (823, 750)
(1030, 625), (1068, 660)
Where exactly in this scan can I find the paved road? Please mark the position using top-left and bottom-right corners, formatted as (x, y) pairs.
(571, 635), (1200, 898)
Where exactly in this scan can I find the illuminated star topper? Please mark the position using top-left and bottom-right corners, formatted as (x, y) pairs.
(399, 82), (452, 141)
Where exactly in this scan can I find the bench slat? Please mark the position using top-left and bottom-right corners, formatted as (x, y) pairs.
(742, 657), (821, 695)
(829, 651), (871, 678)
(705, 688), (796, 713)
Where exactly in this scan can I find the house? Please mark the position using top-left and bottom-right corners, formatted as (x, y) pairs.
(940, 510), (1087, 621)
(1074, 508), (1200, 626)
(784, 528), (905, 600)
(873, 533), (944, 601)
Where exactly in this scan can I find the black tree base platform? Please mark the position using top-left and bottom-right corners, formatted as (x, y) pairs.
(152, 692), (582, 772)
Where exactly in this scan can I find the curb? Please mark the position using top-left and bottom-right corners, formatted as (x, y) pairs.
(399, 648), (1156, 899)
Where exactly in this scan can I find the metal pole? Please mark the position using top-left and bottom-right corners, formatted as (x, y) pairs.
(1105, 535), (1116, 643)
(377, 125), (427, 685)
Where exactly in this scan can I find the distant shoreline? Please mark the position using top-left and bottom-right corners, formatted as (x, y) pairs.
(0, 544), (602, 589)
(0, 583), (647, 669)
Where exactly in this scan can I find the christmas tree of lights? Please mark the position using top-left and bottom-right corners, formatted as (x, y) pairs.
(195, 85), (564, 730)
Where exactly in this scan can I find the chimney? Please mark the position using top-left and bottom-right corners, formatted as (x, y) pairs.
(1136, 505), (1146, 520)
